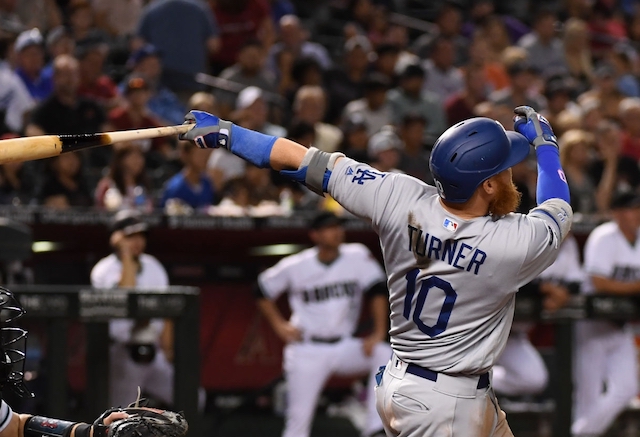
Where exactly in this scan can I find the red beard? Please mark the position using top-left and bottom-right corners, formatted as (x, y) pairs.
(488, 177), (522, 217)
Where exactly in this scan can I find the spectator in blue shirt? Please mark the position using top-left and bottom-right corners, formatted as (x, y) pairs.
(134, 0), (220, 94)
(122, 45), (186, 125)
(14, 28), (53, 101)
(161, 140), (215, 211)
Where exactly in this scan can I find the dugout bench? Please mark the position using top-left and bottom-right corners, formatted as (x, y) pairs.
(6, 285), (201, 437)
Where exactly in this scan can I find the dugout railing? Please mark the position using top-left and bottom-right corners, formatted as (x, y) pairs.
(5, 285), (201, 437)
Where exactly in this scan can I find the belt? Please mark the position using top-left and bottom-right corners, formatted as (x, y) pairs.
(406, 363), (490, 389)
(310, 336), (342, 344)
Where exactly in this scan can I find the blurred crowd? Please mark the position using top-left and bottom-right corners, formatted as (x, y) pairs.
(0, 0), (639, 218)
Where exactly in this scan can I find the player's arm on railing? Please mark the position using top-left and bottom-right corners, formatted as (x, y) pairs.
(590, 276), (640, 295)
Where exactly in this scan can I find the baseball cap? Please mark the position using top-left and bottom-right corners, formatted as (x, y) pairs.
(46, 26), (70, 48)
(544, 75), (574, 98)
(342, 113), (368, 134)
(344, 35), (372, 53)
(111, 210), (149, 236)
(236, 86), (264, 110)
(310, 212), (346, 230)
(610, 192), (640, 210)
(594, 63), (615, 79)
(368, 126), (403, 159)
(127, 44), (160, 69)
(14, 28), (43, 53)
(364, 72), (390, 92)
(124, 76), (149, 95)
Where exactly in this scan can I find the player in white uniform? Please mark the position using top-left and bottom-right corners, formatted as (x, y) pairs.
(90, 210), (174, 408)
(572, 192), (640, 436)
(493, 234), (580, 397)
(181, 105), (572, 436)
(256, 211), (391, 437)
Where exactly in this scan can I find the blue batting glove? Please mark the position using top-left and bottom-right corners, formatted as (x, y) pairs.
(179, 110), (233, 149)
(513, 106), (558, 149)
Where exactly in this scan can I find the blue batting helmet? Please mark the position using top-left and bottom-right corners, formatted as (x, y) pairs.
(429, 118), (530, 203)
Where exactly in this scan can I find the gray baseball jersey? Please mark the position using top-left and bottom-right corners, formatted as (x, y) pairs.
(328, 158), (572, 375)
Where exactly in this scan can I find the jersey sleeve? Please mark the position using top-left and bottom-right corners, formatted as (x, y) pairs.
(583, 230), (616, 278)
(149, 257), (169, 287)
(90, 260), (111, 289)
(257, 258), (293, 300)
(515, 199), (573, 286)
(328, 158), (424, 232)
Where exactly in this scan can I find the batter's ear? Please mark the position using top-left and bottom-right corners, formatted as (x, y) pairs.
(481, 177), (497, 196)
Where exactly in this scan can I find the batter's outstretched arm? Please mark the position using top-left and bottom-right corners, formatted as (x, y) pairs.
(179, 110), (321, 171)
(179, 111), (413, 225)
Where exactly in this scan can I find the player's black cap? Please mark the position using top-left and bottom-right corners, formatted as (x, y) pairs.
(111, 210), (149, 236)
(610, 192), (640, 210)
(310, 212), (346, 230)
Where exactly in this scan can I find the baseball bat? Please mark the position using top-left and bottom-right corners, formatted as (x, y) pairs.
(0, 124), (194, 164)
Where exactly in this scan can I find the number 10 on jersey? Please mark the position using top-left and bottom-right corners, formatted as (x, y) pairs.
(403, 269), (457, 337)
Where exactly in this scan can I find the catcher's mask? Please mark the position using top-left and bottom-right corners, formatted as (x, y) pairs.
(0, 286), (33, 398)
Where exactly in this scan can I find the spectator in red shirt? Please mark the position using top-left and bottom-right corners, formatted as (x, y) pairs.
(619, 97), (640, 162)
(210, 0), (274, 72)
(107, 76), (173, 162)
(588, 0), (627, 60)
(76, 42), (121, 109)
(445, 67), (489, 125)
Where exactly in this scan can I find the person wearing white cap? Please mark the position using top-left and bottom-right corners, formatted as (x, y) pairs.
(14, 28), (53, 101)
(234, 86), (286, 137)
(206, 86), (285, 192)
(367, 125), (404, 173)
(215, 39), (276, 118)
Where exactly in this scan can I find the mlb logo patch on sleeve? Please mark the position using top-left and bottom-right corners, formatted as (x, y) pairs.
(443, 218), (458, 232)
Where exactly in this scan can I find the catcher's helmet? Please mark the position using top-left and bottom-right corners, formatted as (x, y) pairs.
(429, 118), (530, 203)
(0, 287), (33, 398)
